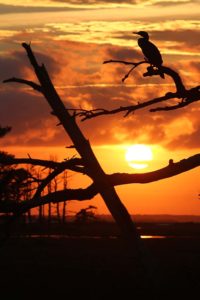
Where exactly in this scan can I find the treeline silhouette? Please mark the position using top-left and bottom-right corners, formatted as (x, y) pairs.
(0, 127), (69, 225)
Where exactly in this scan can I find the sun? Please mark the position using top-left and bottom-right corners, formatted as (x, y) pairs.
(125, 144), (153, 169)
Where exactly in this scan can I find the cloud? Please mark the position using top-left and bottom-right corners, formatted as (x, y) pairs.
(51, 0), (198, 6)
(152, 0), (198, 7)
(0, 49), (61, 83)
(165, 105), (200, 149)
(0, 3), (89, 14)
(107, 46), (140, 61)
(51, 0), (137, 4)
(0, 49), (67, 147)
(167, 125), (200, 150)
(151, 30), (200, 49)
(0, 88), (56, 145)
(1, 76), (199, 150)
(0, 31), (200, 150)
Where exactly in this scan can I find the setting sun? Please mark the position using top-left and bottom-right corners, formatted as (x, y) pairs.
(125, 144), (153, 169)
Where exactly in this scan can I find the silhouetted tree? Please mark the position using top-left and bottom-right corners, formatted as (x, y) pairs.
(0, 134), (32, 214)
(23, 165), (34, 224)
(75, 205), (97, 224)
(47, 169), (52, 224)
(62, 170), (68, 224)
(53, 175), (61, 223)
(1, 40), (200, 270)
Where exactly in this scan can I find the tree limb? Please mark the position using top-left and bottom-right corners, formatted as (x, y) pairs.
(103, 59), (147, 82)
(104, 60), (186, 93)
(1, 153), (200, 214)
(0, 184), (97, 213)
(76, 84), (200, 121)
(3, 77), (42, 93)
(143, 65), (186, 94)
(76, 91), (179, 121)
(150, 86), (200, 112)
(0, 156), (86, 173)
(103, 59), (142, 66)
(75, 59), (199, 120)
(109, 154), (200, 185)
(32, 165), (69, 200)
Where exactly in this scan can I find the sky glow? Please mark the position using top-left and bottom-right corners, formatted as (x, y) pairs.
(0, 0), (200, 215)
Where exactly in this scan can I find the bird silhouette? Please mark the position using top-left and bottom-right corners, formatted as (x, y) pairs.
(133, 31), (164, 79)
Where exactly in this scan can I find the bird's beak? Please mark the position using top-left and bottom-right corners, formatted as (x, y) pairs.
(132, 32), (139, 35)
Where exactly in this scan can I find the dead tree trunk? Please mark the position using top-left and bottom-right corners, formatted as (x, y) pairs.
(21, 43), (142, 252)
(4, 44), (145, 259)
(62, 171), (68, 224)
(47, 170), (52, 224)
(53, 177), (61, 223)
(62, 201), (66, 224)
(48, 203), (52, 224)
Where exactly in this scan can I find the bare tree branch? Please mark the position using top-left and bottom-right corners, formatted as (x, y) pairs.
(78, 84), (199, 119)
(0, 156), (86, 173)
(103, 59), (147, 82)
(0, 184), (97, 214)
(1, 153), (200, 215)
(3, 77), (42, 93)
(75, 59), (200, 121)
(76, 91), (179, 121)
(143, 65), (186, 94)
(150, 85), (200, 112)
(109, 154), (200, 185)
(32, 165), (69, 200)
(104, 60), (186, 93)
(103, 59), (141, 66)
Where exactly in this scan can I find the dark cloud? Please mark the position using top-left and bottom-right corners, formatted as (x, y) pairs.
(0, 3), (88, 14)
(0, 50), (61, 83)
(52, 0), (137, 4)
(0, 89), (55, 145)
(0, 54), (25, 82)
(151, 30), (200, 48)
(0, 50), (66, 147)
(114, 29), (200, 52)
(167, 127), (200, 150)
(107, 46), (140, 61)
(165, 103), (200, 150)
(154, 0), (198, 7)
(52, 0), (199, 7)
(189, 61), (200, 72)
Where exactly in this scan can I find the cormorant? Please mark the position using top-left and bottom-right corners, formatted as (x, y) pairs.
(133, 31), (164, 78)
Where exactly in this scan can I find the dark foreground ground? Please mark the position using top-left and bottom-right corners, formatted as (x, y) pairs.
(0, 221), (200, 299)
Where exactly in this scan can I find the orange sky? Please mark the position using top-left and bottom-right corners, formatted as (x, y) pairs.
(0, 0), (200, 215)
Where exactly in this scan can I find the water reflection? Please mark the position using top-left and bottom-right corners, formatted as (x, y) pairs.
(141, 235), (166, 239)
(19, 234), (167, 239)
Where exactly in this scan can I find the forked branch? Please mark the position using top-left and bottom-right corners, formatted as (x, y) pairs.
(75, 59), (199, 120)
(74, 91), (179, 121)
(103, 59), (147, 82)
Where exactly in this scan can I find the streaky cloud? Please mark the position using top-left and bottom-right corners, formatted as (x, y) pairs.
(0, 3), (91, 14)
